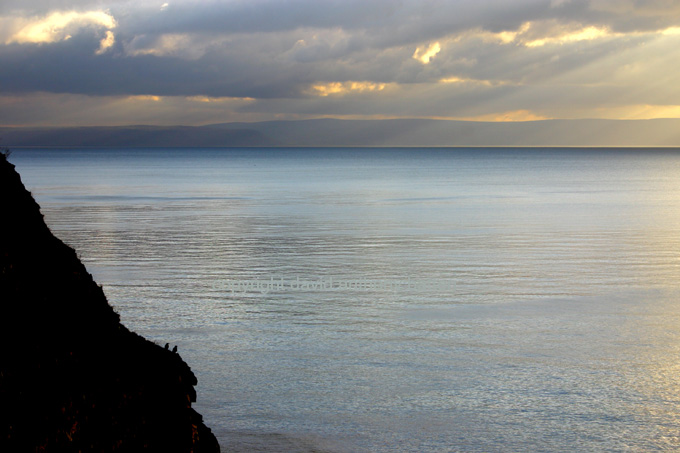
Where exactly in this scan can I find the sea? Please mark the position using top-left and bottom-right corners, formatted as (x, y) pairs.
(9, 147), (680, 452)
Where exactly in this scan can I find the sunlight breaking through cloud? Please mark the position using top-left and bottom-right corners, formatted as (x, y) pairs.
(96, 30), (115, 54)
(470, 22), (615, 47)
(413, 42), (441, 64)
(461, 109), (550, 122)
(439, 76), (507, 86)
(311, 81), (388, 97)
(524, 25), (614, 47)
(605, 104), (680, 120)
(186, 95), (256, 103)
(126, 95), (162, 102)
(6, 10), (117, 45)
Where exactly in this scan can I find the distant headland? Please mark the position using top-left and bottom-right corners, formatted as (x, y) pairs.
(2, 118), (680, 147)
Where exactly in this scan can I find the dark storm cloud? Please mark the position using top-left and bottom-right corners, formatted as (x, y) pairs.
(0, 37), (307, 98)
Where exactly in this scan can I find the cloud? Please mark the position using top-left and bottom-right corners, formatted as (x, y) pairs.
(2, 0), (680, 126)
(309, 81), (388, 97)
(413, 42), (441, 64)
(6, 10), (116, 45)
(123, 33), (201, 58)
(96, 30), (115, 54)
(0, 92), (259, 126)
(524, 25), (612, 46)
(439, 76), (507, 87)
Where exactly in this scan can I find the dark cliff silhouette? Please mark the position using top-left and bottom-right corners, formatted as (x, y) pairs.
(0, 152), (220, 452)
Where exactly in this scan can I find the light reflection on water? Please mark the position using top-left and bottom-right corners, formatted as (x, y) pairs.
(10, 147), (680, 451)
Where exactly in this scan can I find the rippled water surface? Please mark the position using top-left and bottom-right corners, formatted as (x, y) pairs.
(11, 147), (680, 451)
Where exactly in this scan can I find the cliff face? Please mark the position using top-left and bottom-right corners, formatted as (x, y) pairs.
(0, 152), (220, 452)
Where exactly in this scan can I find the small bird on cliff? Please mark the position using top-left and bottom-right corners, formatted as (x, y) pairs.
(164, 343), (169, 350)
(172, 345), (178, 353)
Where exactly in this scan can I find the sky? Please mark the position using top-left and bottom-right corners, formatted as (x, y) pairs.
(1, 0), (680, 127)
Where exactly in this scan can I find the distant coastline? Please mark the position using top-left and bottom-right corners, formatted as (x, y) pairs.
(3, 118), (680, 148)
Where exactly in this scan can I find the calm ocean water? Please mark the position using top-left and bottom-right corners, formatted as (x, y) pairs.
(10, 147), (680, 451)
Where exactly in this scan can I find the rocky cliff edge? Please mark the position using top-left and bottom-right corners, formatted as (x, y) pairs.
(0, 151), (220, 452)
